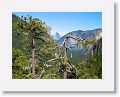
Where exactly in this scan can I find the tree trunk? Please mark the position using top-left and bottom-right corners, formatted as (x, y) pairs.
(63, 38), (67, 79)
(32, 35), (35, 77)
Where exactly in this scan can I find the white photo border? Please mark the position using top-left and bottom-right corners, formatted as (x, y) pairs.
(0, 0), (114, 91)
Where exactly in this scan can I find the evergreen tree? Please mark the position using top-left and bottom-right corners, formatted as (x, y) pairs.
(13, 15), (51, 77)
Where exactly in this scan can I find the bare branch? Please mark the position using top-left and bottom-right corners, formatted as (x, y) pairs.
(36, 57), (65, 79)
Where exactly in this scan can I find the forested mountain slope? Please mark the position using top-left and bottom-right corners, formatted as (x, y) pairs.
(12, 14), (102, 79)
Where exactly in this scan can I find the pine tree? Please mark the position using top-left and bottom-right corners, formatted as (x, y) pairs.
(13, 15), (51, 77)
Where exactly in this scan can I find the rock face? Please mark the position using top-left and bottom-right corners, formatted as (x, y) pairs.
(55, 28), (102, 65)
(57, 28), (102, 50)
(52, 32), (61, 41)
(95, 30), (102, 40)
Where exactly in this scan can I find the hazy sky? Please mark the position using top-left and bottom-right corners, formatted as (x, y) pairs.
(13, 12), (102, 36)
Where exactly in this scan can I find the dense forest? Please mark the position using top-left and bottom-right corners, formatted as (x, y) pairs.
(12, 14), (102, 79)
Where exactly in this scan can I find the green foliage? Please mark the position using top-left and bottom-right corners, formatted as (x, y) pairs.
(12, 14), (57, 78)
(76, 50), (102, 79)
(12, 48), (32, 79)
(12, 48), (30, 67)
(41, 66), (61, 79)
(12, 14), (51, 52)
(12, 14), (102, 79)
(82, 39), (97, 48)
(37, 40), (57, 64)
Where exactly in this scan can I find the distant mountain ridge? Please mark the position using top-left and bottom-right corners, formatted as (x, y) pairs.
(55, 28), (102, 65)
(56, 28), (102, 50)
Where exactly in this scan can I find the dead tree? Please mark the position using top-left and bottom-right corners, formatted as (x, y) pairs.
(62, 36), (84, 79)
(37, 35), (84, 79)
(63, 38), (68, 79)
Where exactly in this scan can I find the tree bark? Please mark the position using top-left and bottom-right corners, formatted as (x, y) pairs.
(32, 34), (35, 77)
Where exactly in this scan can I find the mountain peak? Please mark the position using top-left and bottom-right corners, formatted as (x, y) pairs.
(52, 32), (61, 40)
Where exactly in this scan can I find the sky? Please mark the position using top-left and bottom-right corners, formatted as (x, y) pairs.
(13, 12), (102, 36)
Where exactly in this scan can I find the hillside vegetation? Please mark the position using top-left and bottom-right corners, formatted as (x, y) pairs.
(12, 14), (102, 79)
